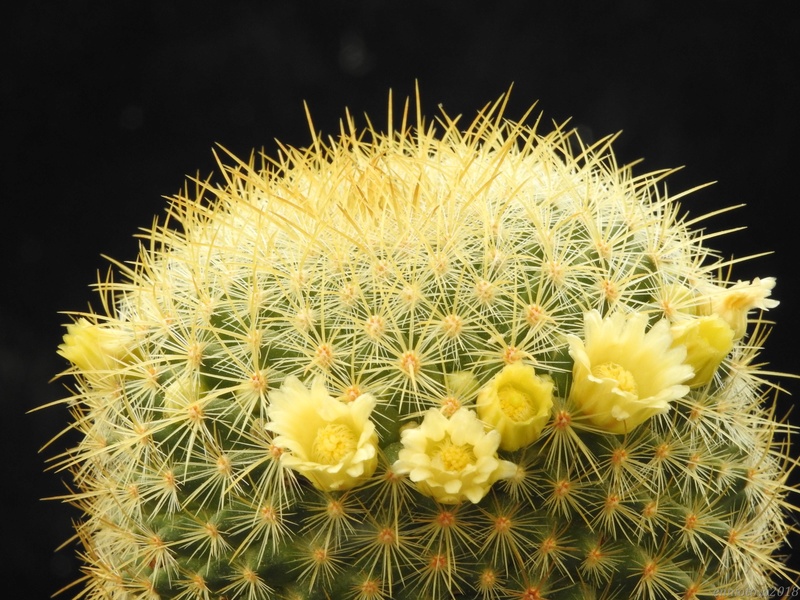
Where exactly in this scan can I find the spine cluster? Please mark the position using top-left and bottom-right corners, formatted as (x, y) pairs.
(51, 96), (795, 600)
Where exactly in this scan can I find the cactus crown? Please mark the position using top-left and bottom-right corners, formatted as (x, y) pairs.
(50, 94), (795, 599)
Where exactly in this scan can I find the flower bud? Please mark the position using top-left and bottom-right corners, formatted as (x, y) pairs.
(58, 318), (135, 386)
(671, 315), (734, 387)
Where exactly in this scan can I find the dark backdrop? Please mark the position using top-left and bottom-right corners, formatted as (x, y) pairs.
(5, 1), (799, 596)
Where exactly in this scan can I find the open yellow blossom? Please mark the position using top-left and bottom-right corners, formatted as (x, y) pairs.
(476, 362), (554, 451)
(392, 408), (517, 504)
(265, 376), (378, 491)
(671, 315), (734, 387)
(697, 277), (779, 339)
(58, 318), (135, 385)
(567, 310), (693, 434)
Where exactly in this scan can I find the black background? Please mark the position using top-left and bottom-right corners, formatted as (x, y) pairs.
(4, 1), (799, 597)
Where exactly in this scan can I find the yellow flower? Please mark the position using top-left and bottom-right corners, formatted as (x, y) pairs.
(698, 277), (779, 339)
(265, 376), (379, 491)
(476, 362), (554, 451)
(58, 318), (135, 385)
(670, 315), (734, 387)
(392, 408), (517, 504)
(567, 310), (693, 434)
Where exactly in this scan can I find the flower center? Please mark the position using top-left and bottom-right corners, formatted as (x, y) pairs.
(497, 385), (536, 422)
(312, 423), (358, 464)
(592, 362), (638, 395)
(436, 436), (475, 472)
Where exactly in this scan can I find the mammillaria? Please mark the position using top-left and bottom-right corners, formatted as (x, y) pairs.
(49, 94), (794, 599)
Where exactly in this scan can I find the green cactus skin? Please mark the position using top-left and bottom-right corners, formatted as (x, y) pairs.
(49, 95), (796, 600)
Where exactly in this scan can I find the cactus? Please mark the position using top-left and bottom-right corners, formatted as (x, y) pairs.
(48, 94), (797, 600)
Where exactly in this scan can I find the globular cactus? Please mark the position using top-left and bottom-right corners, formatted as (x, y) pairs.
(49, 94), (797, 600)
